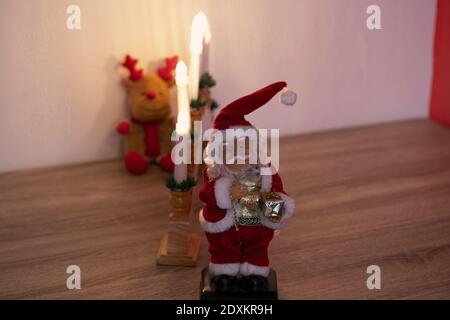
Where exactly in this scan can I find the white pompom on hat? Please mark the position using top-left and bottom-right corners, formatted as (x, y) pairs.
(280, 87), (297, 106)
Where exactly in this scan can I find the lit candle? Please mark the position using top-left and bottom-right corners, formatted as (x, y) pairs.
(174, 61), (191, 183)
(189, 12), (208, 101)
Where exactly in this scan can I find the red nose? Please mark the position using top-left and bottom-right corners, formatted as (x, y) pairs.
(146, 92), (156, 100)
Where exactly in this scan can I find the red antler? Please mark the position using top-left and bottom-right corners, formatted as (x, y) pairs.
(157, 55), (178, 82)
(165, 56), (179, 70)
(122, 54), (143, 82)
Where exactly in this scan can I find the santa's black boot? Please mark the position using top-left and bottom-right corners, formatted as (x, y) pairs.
(200, 267), (277, 299)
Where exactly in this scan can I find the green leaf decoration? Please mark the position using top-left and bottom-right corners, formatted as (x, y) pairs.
(190, 98), (206, 110)
(199, 72), (217, 89)
(166, 176), (197, 191)
(210, 99), (219, 110)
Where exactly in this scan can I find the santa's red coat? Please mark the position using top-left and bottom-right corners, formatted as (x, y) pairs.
(198, 168), (295, 276)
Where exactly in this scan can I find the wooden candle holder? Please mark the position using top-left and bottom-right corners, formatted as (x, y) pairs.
(190, 108), (203, 124)
(156, 188), (201, 267)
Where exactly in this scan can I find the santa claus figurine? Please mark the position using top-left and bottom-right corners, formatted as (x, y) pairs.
(199, 81), (296, 294)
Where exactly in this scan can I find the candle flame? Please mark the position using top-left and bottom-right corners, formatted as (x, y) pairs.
(190, 11), (208, 53)
(175, 60), (188, 85)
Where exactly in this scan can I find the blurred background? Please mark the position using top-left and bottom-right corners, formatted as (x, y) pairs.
(0, 0), (438, 172)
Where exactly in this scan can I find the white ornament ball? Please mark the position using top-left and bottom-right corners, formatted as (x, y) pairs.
(280, 88), (297, 106)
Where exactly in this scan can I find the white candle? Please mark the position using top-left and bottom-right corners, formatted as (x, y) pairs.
(189, 12), (208, 101)
(174, 61), (191, 183)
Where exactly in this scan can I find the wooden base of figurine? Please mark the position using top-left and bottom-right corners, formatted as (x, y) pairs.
(199, 267), (278, 300)
(156, 232), (201, 267)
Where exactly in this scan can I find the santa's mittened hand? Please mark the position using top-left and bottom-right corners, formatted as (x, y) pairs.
(116, 121), (130, 135)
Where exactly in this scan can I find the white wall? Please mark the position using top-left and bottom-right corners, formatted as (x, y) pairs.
(0, 0), (436, 172)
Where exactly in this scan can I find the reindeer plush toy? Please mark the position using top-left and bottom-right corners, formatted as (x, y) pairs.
(116, 55), (177, 174)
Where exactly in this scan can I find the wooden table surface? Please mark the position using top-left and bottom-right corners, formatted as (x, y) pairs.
(1, 119), (450, 300)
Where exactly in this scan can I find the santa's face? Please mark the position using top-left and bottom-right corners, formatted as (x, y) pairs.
(223, 136), (255, 173)
(223, 137), (250, 172)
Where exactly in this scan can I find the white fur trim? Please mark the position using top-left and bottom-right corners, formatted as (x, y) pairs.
(214, 176), (233, 209)
(240, 262), (270, 277)
(259, 192), (295, 230)
(209, 262), (240, 276)
(261, 174), (272, 193)
(199, 209), (235, 233)
(226, 125), (254, 133)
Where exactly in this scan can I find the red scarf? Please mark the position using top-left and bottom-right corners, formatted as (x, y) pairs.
(132, 119), (161, 157)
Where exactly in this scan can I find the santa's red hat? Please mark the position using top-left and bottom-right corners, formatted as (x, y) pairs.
(212, 81), (296, 130)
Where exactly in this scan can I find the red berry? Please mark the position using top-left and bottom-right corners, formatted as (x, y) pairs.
(116, 122), (130, 135)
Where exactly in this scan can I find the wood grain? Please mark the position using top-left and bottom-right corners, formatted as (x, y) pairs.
(1, 119), (450, 299)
